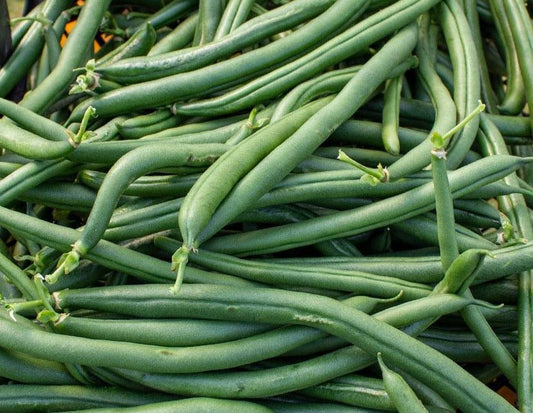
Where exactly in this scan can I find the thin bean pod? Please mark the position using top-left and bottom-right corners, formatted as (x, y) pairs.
(63, 397), (276, 413)
(147, 12), (198, 56)
(377, 353), (428, 413)
(214, 0), (254, 40)
(0, 384), (174, 412)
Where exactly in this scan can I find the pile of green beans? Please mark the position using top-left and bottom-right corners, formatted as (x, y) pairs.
(0, 0), (532, 411)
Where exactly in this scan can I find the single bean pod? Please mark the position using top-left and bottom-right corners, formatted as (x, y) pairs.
(62, 397), (276, 413)
(147, 12), (198, 56)
(377, 353), (429, 413)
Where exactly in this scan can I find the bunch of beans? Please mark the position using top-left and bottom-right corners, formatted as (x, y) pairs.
(0, 0), (532, 411)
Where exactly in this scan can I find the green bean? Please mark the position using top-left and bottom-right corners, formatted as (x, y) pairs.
(49, 142), (228, 283)
(116, 109), (180, 139)
(192, 0), (224, 46)
(430, 122), (460, 271)
(464, 0), (499, 113)
(9, 1), (45, 49)
(0, 247), (37, 299)
(0, 0), (71, 98)
(0, 116), (125, 207)
(0, 202), (247, 286)
(148, 12), (198, 55)
(79, 170), (197, 198)
(95, 0), (343, 84)
(66, 110), (271, 164)
(503, 0), (533, 134)
(157, 236), (431, 300)
(51, 283), (519, 412)
(487, 0), (526, 115)
(385, 13), (456, 179)
(418, 329), (518, 363)
(19, 0), (110, 113)
(191, 25), (419, 260)
(478, 114), (533, 410)
(35, 21), (63, 86)
(55, 316), (272, 346)
(203, 155), (533, 256)
(437, 0), (482, 169)
(271, 66), (362, 122)
(174, 97), (331, 290)
(486, 113), (531, 137)
(263, 400), (388, 413)
(124, 0), (197, 37)
(389, 214), (497, 252)
(299, 373), (395, 411)
(63, 397), (276, 413)
(377, 353), (428, 413)
(381, 75), (403, 156)
(0, 347), (76, 385)
(0, 97), (73, 142)
(428, 102), (519, 386)
(0, 384), (178, 412)
(264, 240), (533, 285)
(97, 23), (156, 67)
(214, 0), (254, 40)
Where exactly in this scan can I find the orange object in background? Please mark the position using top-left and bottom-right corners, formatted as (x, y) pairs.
(60, 0), (110, 52)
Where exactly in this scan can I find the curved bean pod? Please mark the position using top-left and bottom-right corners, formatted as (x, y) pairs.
(63, 397), (276, 413)
(378, 353), (428, 413)
(0, 384), (174, 412)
